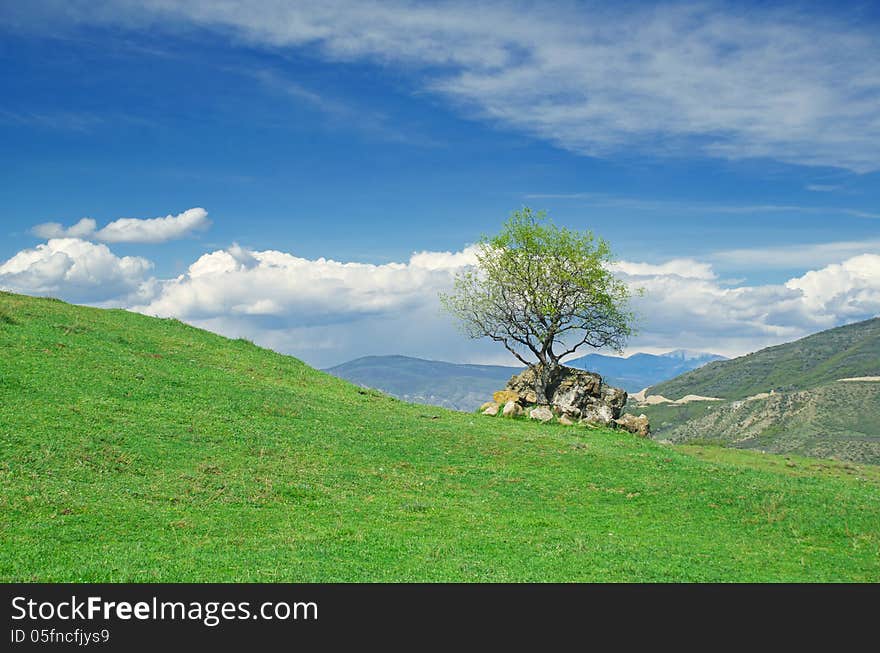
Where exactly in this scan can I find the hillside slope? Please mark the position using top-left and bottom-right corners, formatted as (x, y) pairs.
(648, 318), (880, 401)
(645, 380), (880, 463)
(1, 292), (879, 582)
(324, 355), (519, 411)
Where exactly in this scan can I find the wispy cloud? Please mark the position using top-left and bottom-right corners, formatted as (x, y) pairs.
(805, 184), (842, 192)
(6, 1), (880, 172)
(522, 191), (880, 219)
(0, 109), (104, 132)
(711, 239), (880, 269)
(234, 66), (439, 147)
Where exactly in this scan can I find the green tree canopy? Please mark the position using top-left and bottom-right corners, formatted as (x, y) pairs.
(441, 208), (636, 404)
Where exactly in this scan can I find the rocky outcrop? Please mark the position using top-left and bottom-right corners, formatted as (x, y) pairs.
(479, 365), (647, 431)
(481, 364), (650, 436)
(505, 365), (627, 422)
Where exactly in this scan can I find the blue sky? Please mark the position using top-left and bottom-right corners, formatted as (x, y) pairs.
(2, 1), (879, 367)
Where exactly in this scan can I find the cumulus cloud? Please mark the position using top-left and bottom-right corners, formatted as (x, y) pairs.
(15, 1), (880, 171)
(2, 232), (878, 364)
(617, 254), (880, 355)
(30, 208), (210, 244)
(32, 217), (97, 239)
(128, 241), (880, 362)
(0, 238), (153, 303)
(786, 255), (880, 320)
(132, 244), (478, 326)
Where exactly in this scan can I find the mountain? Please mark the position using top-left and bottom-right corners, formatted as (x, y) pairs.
(326, 350), (725, 410)
(566, 350), (726, 392)
(638, 318), (880, 463)
(3, 291), (880, 582)
(647, 318), (880, 400)
(324, 355), (520, 411)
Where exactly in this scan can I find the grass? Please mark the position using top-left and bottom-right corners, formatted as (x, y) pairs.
(1, 291), (879, 581)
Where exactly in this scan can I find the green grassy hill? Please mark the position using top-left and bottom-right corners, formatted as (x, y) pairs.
(648, 317), (880, 401)
(643, 381), (880, 463)
(639, 318), (880, 464)
(1, 292), (879, 581)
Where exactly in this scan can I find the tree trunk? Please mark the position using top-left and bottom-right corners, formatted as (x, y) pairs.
(534, 361), (557, 406)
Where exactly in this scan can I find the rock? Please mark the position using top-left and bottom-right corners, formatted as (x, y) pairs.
(580, 401), (615, 426)
(554, 368), (602, 409)
(482, 402), (500, 416)
(614, 413), (650, 438)
(600, 385), (628, 414)
(529, 406), (554, 422)
(499, 364), (628, 427)
(558, 415), (575, 426)
(493, 389), (521, 405)
(479, 401), (497, 412)
(502, 400), (523, 417)
(506, 365), (555, 404)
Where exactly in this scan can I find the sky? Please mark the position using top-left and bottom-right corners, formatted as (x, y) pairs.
(1, 0), (879, 367)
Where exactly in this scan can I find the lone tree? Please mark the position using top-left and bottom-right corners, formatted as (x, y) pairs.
(441, 208), (635, 405)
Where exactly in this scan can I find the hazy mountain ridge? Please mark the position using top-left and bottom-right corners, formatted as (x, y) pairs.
(324, 355), (521, 411)
(566, 350), (726, 392)
(326, 349), (725, 411)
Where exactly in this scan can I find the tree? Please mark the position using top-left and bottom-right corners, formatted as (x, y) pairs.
(440, 208), (636, 405)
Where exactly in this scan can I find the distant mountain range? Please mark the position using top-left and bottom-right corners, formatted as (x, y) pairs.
(324, 355), (520, 411)
(324, 349), (724, 411)
(566, 350), (726, 392)
(639, 317), (880, 463)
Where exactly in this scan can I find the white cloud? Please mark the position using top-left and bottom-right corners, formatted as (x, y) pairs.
(96, 207), (210, 243)
(32, 217), (97, 239)
(617, 254), (880, 356)
(786, 254), (880, 320)
(3, 232), (878, 364)
(130, 241), (880, 362)
(30, 208), (210, 244)
(26, 0), (880, 171)
(612, 259), (716, 280)
(0, 238), (153, 303)
(132, 244), (477, 325)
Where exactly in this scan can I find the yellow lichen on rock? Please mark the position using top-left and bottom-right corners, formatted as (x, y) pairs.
(493, 389), (521, 405)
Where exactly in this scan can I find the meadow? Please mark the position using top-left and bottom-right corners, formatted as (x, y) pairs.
(1, 292), (878, 581)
